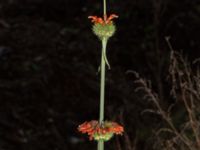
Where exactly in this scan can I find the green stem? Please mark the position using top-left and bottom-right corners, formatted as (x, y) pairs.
(98, 140), (104, 150)
(103, 0), (107, 20)
(99, 38), (107, 123)
(98, 1), (107, 150)
(98, 38), (107, 150)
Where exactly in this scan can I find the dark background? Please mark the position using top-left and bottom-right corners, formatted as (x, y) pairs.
(0, 0), (200, 150)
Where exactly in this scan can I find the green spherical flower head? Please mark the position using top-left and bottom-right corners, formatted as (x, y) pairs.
(93, 132), (114, 141)
(92, 23), (116, 40)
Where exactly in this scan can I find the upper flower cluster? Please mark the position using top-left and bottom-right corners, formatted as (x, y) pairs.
(88, 14), (118, 39)
(88, 14), (118, 25)
(78, 120), (124, 141)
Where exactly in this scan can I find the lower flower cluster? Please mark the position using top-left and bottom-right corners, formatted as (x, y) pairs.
(78, 120), (124, 141)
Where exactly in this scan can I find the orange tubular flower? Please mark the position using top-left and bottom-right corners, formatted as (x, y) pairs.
(88, 16), (104, 24)
(88, 14), (118, 25)
(109, 122), (124, 134)
(78, 120), (124, 141)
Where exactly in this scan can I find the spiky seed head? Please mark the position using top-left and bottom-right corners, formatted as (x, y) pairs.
(92, 23), (116, 40)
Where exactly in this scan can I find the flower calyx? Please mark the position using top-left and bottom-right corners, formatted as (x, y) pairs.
(88, 14), (118, 39)
(78, 120), (124, 141)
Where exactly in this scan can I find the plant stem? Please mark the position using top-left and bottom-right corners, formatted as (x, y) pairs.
(103, 0), (107, 20)
(98, 38), (107, 150)
(99, 37), (107, 123)
(98, 1), (107, 150)
(98, 140), (104, 150)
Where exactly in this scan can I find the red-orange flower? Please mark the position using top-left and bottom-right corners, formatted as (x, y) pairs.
(78, 120), (124, 141)
(88, 14), (118, 25)
(108, 122), (124, 134)
(78, 120), (98, 140)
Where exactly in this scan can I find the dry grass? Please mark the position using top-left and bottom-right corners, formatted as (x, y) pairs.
(133, 47), (200, 150)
